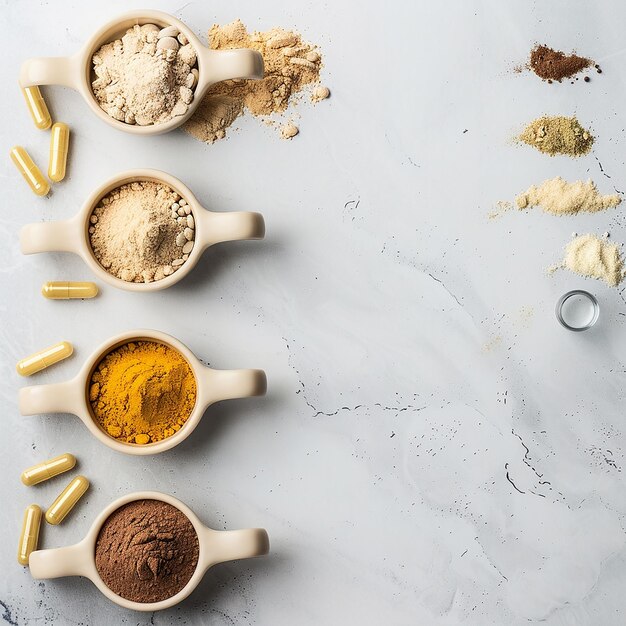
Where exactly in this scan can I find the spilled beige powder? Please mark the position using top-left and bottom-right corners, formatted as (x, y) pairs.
(555, 234), (625, 286)
(488, 200), (512, 220)
(183, 20), (327, 142)
(516, 177), (621, 215)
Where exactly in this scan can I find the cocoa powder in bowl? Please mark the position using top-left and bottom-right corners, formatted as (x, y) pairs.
(95, 499), (199, 603)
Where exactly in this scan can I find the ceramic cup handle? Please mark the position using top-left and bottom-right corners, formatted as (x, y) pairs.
(20, 219), (83, 255)
(200, 527), (270, 569)
(29, 542), (91, 579)
(20, 55), (81, 89)
(19, 378), (83, 416)
(196, 209), (265, 249)
(196, 47), (263, 92)
(201, 367), (267, 403)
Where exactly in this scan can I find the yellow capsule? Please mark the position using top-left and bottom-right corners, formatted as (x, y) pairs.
(45, 475), (89, 525)
(21, 453), (77, 486)
(48, 123), (70, 182)
(10, 146), (50, 196)
(17, 504), (42, 565)
(22, 86), (51, 130)
(16, 341), (73, 377)
(42, 281), (98, 300)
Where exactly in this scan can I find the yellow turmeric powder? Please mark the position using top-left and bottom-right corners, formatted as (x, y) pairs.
(89, 341), (196, 444)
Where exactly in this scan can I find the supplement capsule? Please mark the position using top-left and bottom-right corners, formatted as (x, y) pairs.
(42, 282), (98, 300)
(45, 475), (89, 525)
(17, 504), (42, 565)
(21, 453), (77, 486)
(21, 86), (51, 130)
(16, 341), (73, 377)
(10, 146), (50, 196)
(48, 123), (70, 182)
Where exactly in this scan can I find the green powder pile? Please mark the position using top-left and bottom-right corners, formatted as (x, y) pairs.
(518, 115), (594, 157)
(558, 234), (625, 286)
(516, 177), (621, 215)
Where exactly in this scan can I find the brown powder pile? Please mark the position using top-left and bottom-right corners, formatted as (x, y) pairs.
(518, 115), (594, 157)
(183, 20), (328, 143)
(95, 499), (199, 603)
(516, 177), (621, 215)
(89, 181), (195, 283)
(555, 234), (625, 286)
(529, 45), (594, 82)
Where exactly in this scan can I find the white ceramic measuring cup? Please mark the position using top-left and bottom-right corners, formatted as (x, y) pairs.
(19, 329), (267, 455)
(20, 10), (263, 135)
(20, 169), (265, 292)
(29, 491), (270, 611)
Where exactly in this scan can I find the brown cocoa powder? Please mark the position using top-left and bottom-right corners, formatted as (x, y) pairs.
(95, 499), (199, 603)
(529, 45), (594, 82)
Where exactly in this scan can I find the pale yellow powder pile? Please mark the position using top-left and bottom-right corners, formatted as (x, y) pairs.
(516, 177), (621, 215)
(557, 234), (625, 286)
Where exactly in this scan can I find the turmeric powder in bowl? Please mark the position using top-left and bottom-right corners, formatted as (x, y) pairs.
(89, 341), (197, 444)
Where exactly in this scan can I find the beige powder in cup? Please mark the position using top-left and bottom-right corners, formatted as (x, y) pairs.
(183, 20), (328, 142)
(92, 24), (198, 126)
(89, 182), (195, 283)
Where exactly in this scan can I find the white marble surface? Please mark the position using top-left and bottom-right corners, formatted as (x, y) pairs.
(1, 0), (626, 624)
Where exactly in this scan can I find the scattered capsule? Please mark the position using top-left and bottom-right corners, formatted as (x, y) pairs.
(10, 146), (50, 196)
(21, 453), (77, 486)
(45, 475), (89, 525)
(42, 282), (98, 300)
(21, 86), (51, 130)
(16, 341), (73, 377)
(17, 504), (42, 565)
(48, 123), (70, 182)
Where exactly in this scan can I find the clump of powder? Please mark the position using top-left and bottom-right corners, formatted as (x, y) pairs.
(518, 115), (594, 157)
(183, 20), (327, 142)
(92, 24), (198, 126)
(555, 234), (625, 286)
(529, 45), (594, 82)
(516, 177), (621, 215)
(89, 181), (195, 283)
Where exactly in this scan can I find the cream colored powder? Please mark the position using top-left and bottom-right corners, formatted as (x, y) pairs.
(89, 182), (195, 283)
(516, 177), (621, 215)
(280, 122), (299, 139)
(92, 24), (198, 126)
(557, 234), (625, 286)
(488, 200), (512, 220)
(183, 20), (325, 142)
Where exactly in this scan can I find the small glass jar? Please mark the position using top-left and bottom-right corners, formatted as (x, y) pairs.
(556, 290), (599, 332)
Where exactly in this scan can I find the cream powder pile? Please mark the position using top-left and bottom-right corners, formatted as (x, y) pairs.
(555, 234), (625, 286)
(183, 20), (328, 142)
(92, 24), (198, 126)
(89, 182), (195, 283)
(516, 177), (621, 215)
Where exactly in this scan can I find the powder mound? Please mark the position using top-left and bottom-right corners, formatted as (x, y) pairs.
(95, 499), (199, 603)
(89, 181), (195, 283)
(529, 45), (593, 82)
(518, 115), (594, 157)
(516, 177), (621, 215)
(90, 341), (197, 444)
(92, 24), (198, 126)
(560, 234), (625, 287)
(183, 19), (324, 143)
